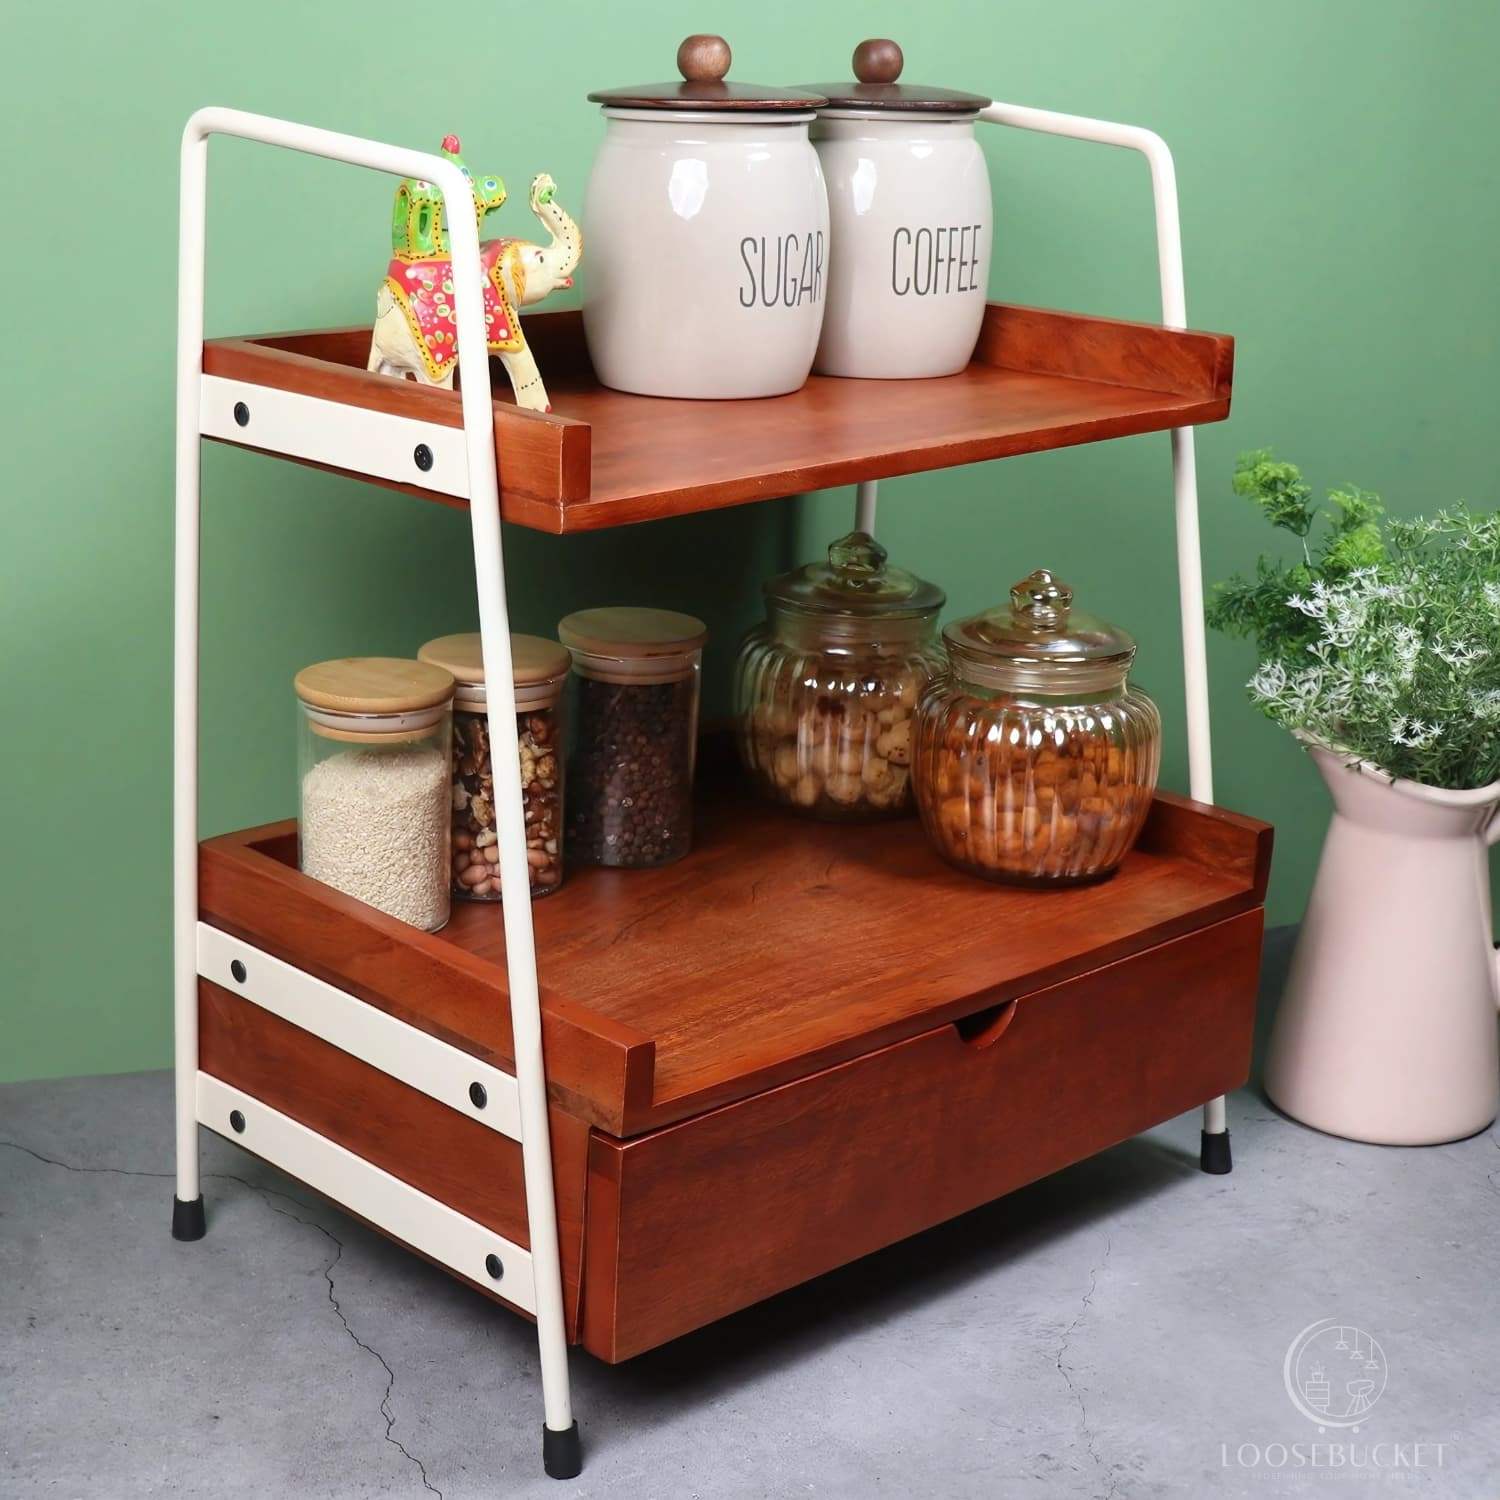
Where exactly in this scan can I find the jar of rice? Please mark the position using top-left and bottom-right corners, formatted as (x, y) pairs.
(295, 657), (455, 931)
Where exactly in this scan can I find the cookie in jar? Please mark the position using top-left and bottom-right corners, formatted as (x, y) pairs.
(417, 632), (569, 900)
(735, 531), (945, 819)
(913, 570), (1161, 884)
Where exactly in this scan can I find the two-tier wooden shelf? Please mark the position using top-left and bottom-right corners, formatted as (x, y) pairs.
(171, 107), (1265, 1480)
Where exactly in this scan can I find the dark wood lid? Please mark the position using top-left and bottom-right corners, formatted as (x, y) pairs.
(800, 38), (990, 114)
(590, 33), (827, 112)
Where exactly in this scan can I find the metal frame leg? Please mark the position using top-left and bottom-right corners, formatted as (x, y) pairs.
(979, 101), (1230, 1171)
(174, 108), (580, 1474)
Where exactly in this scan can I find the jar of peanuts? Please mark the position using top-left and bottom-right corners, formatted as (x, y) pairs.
(913, 569), (1161, 884)
(417, 632), (569, 901)
(735, 531), (945, 819)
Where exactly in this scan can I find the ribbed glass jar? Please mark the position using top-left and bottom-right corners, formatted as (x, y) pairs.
(912, 569), (1161, 884)
(913, 684), (1160, 883)
(734, 532), (945, 820)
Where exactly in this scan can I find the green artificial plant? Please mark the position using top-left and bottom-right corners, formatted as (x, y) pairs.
(1208, 451), (1500, 789)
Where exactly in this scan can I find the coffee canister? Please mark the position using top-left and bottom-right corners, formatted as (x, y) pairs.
(582, 35), (830, 399)
(801, 39), (992, 379)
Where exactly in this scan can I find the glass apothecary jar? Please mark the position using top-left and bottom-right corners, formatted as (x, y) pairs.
(558, 608), (707, 868)
(913, 570), (1161, 885)
(295, 657), (455, 931)
(417, 632), (569, 901)
(735, 531), (945, 819)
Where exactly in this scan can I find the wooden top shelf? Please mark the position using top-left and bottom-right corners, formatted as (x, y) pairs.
(200, 770), (1270, 1138)
(202, 303), (1233, 533)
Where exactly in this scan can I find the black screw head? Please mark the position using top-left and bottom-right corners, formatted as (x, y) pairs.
(230, 959), (247, 984)
(229, 1110), (246, 1134)
(469, 1081), (488, 1110)
(413, 443), (434, 472)
(485, 1253), (504, 1281)
(233, 401), (250, 427)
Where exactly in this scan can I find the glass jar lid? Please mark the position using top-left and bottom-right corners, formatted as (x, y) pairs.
(765, 531), (945, 620)
(295, 657), (454, 714)
(418, 633), (570, 710)
(589, 34), (826, 113)
(294, 657), (455, 741)
(557, 607), (708, 683)
(943, 570), (1137, 693)
(800, 38), (990, 115)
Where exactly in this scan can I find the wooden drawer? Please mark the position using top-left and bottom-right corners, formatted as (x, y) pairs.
(200, 907), (1259, 1362)
(582, 908), (1261, 1361)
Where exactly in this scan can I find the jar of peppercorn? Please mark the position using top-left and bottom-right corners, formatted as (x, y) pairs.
(912, 569), (1162, 885)
(734, 531), (945, 819)
(557, 607), (707, 868)
(417, 632), (569, 900)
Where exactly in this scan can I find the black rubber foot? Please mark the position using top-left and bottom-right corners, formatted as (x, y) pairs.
(172, 1195), (206, 1241)
(542, 1420), (582, 1480)
(1200, 1129), (1233, 1175)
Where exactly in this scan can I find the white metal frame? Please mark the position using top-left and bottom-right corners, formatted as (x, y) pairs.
(851, 102), (1228, 1145)
(172, 98), (1228, 1481)
(174, 107), (575, 1473)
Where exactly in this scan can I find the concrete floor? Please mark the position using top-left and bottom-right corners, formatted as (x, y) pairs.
(4, 928), (1498, 1499)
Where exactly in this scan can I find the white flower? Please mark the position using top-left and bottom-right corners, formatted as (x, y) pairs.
(1471, 688), (1500, 721)
(1248, 661), (1288, 698)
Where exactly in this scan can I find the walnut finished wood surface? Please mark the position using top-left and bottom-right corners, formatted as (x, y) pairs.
(201, 303), (1233, 533)
(584, 907), (1263, 1360)
(200, 781), (1270, 1138)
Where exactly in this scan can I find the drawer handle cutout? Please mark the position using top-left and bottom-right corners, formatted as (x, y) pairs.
(955, 999), (1019, 1050)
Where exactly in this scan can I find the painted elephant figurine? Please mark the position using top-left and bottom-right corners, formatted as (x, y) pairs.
(368, 136), (582, 411)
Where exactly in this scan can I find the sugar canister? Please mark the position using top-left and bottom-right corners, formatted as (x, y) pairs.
(583, 36), (829, 398)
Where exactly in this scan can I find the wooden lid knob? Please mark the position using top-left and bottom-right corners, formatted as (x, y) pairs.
(677, 34), (731, 83)
(852, 38), (903, 84)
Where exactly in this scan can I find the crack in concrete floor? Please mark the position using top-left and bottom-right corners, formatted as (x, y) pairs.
(1053, 1232), (1118, 1500)
(0, 1139), (442, 1500)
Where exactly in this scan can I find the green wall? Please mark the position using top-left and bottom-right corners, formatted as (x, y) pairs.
(4, 1), (1496, 1081)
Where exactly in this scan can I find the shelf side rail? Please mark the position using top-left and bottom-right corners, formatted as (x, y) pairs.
(174, 106), (580, 1475)
(848, 102), (1228, 1148)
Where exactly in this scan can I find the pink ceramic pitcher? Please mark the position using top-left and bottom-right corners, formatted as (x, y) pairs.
(1265, 740), (1500, 1145)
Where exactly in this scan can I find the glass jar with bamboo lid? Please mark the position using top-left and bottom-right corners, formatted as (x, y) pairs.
(417, 632), (570, 901)
(294, 657), (455, 930)
(557, 607), (707, 868)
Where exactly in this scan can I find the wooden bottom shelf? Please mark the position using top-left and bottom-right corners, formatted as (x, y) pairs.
(198, 778), (1269, 1358)
(201, 907), (1262, 1360)
(201, 779), (1271, 1137)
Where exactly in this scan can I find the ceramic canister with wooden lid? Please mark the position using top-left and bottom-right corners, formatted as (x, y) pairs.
(557, 607), (708, 867)
(294, 657), (456, 931)
(417, 632), (570, 901)
(800, 39), (992, 378)
(582, 35), (830, 398)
